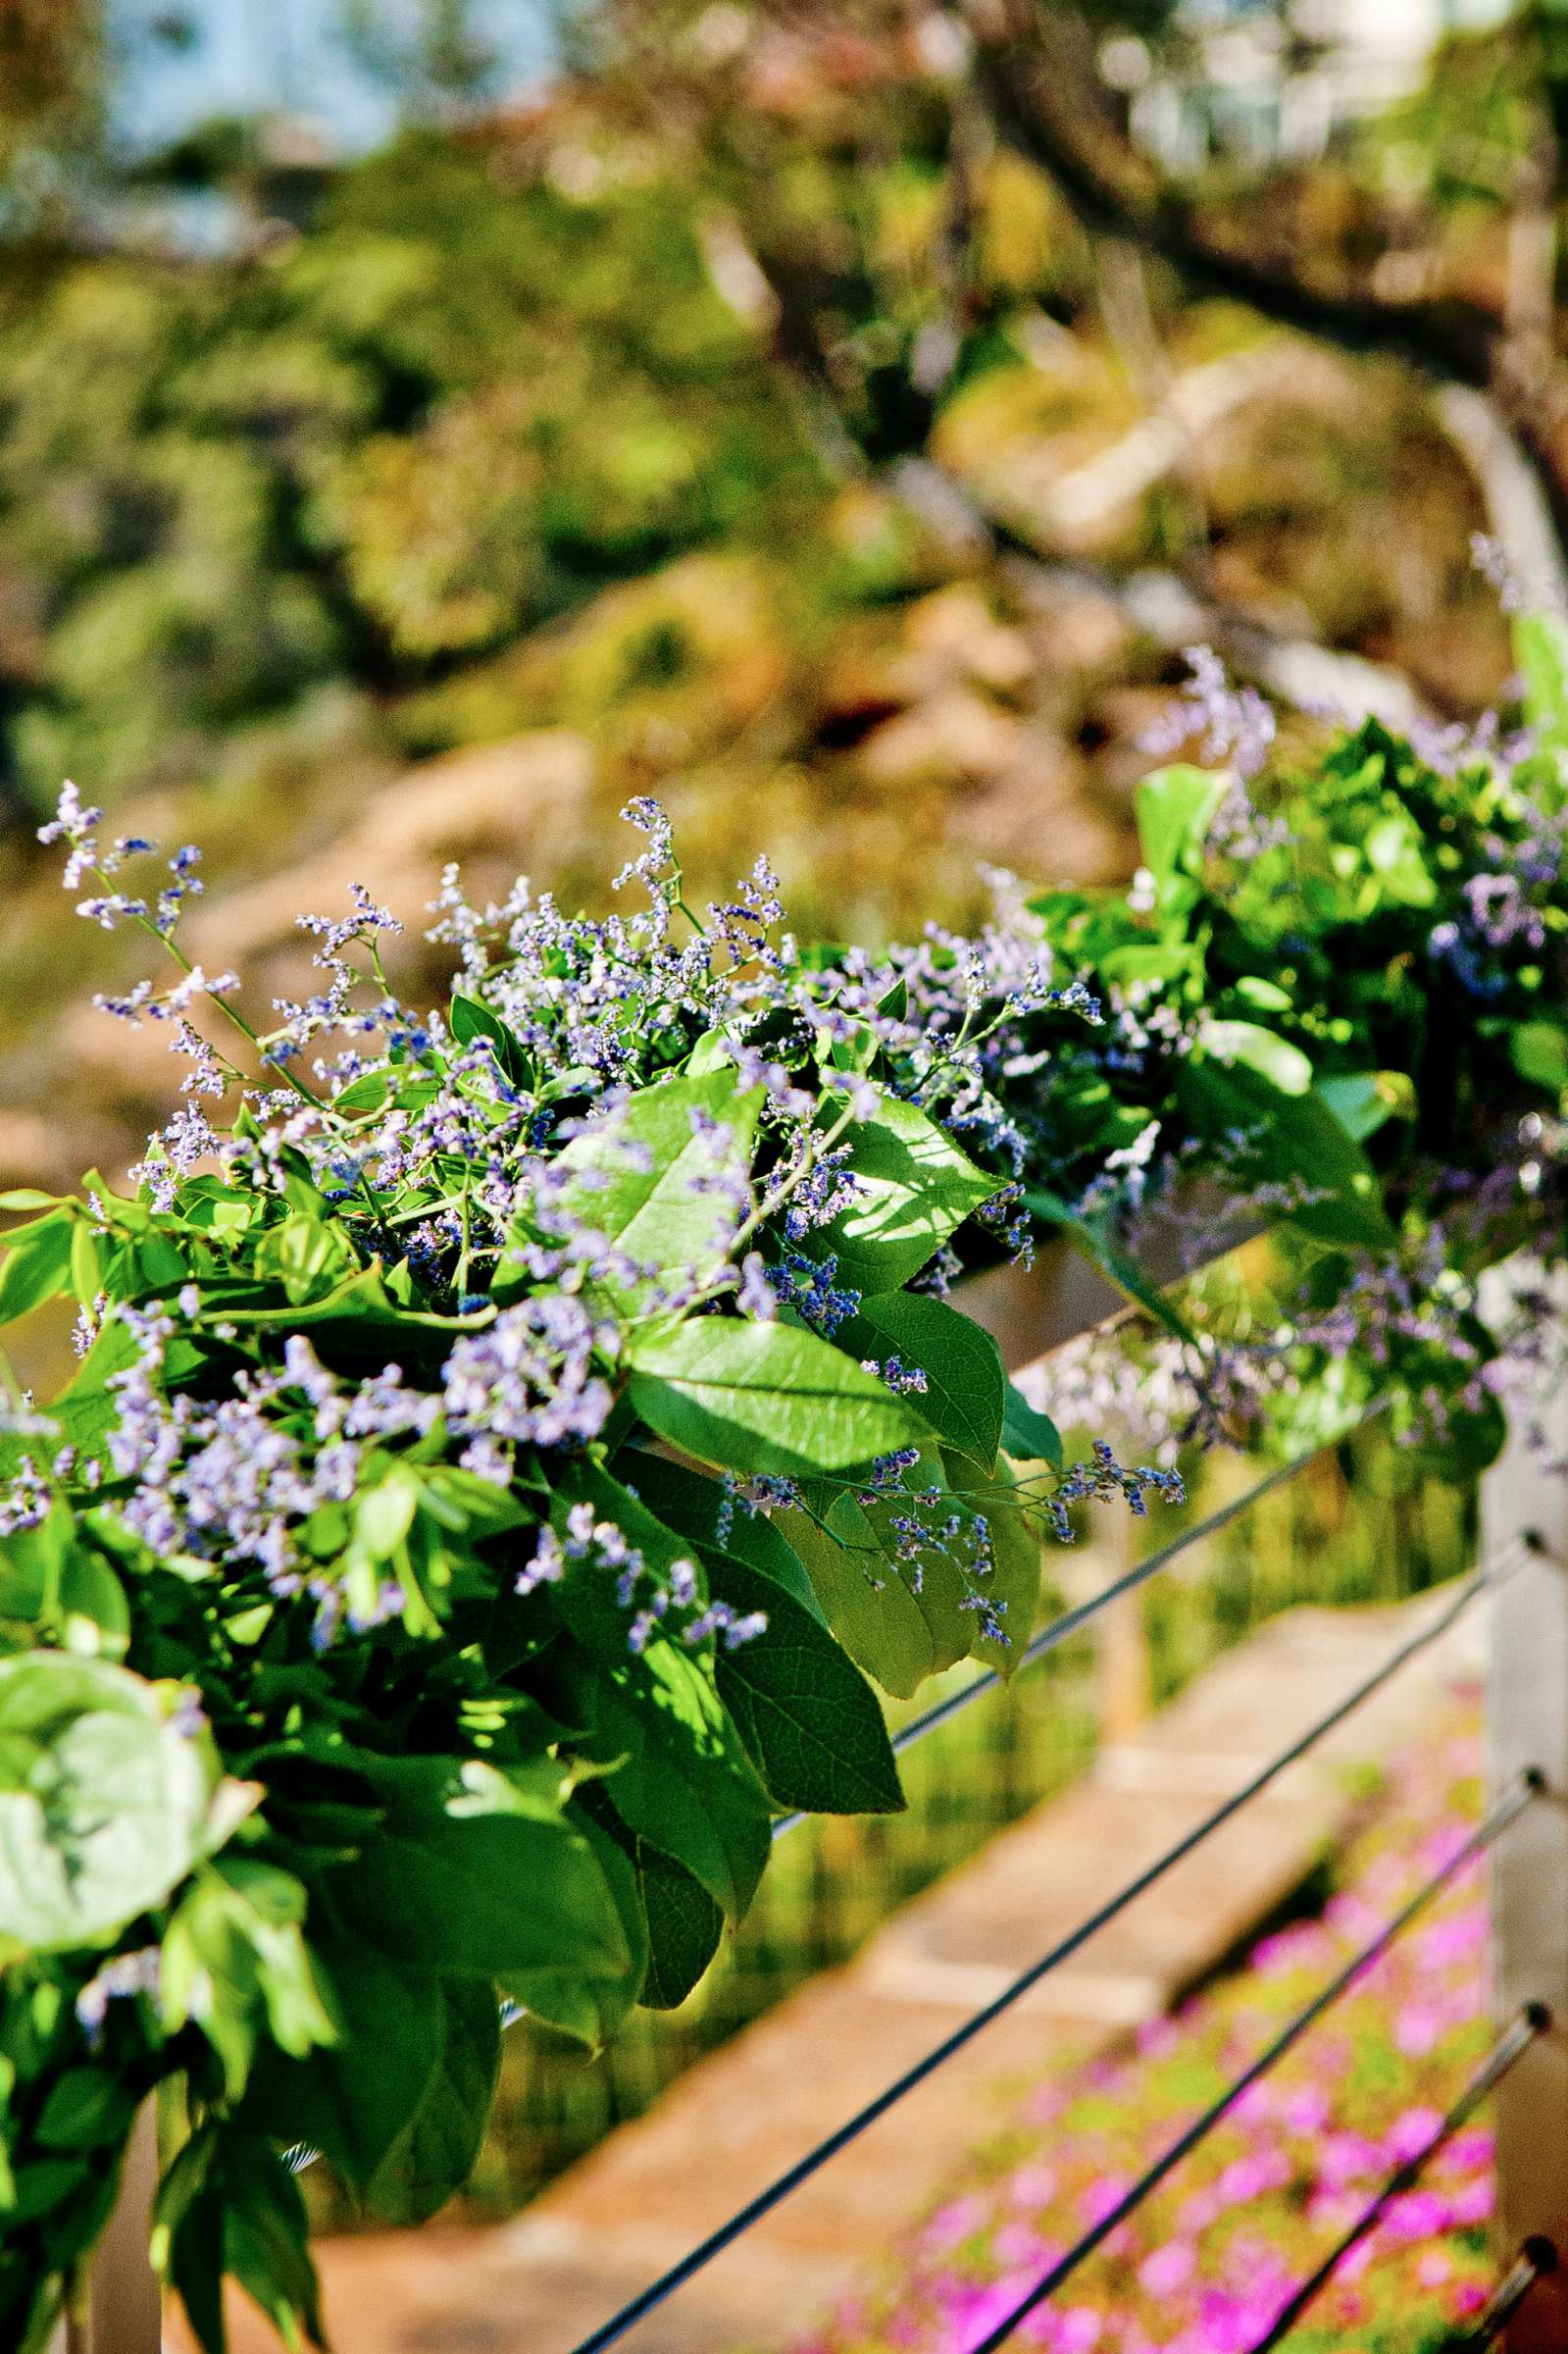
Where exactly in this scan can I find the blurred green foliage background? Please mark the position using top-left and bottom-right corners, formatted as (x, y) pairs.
(4, 0), (1556, 1219)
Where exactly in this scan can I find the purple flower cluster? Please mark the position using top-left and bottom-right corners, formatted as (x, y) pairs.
(1140, 646), (1278, 786)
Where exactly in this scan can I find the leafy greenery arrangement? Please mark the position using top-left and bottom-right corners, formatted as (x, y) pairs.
(2, 621), (1567, 2350)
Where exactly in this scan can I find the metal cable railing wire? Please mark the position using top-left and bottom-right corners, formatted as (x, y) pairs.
(1447, 2235), (1561, 2349)
(293, 1412), (1408, 2171)
(1246, 2005), (1548, 2352)
(965, 1772), (1542, 2354)
(771, 1407), (1391, 1843)
(564, 1538), (1531, 2354)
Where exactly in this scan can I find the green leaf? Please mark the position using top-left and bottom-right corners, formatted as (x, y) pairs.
(780, 1487), (945, 1699)
(331, 1777), (633, 1985)
(450, 992), (530, 1085)
(839, 1292), (1004, 1469)
(160, 2127), (326, 2354)
(56, 1553), (129, 1663)
(636, 1839), (724, 2009)
(800, 1093), (1000, 1294)
(243, 1936), (441, 2196)
(33, 2070), (135, 2154)
(0, 1212), (74, 1326)
(1135, 764), (1230, 881)
(1315, 1071), (1415, 1141)
(706, 1551), (903, 1816)
(161, 1858), (336, 2103)
(503, 1803), (649, 2045)
(1174, 1060), (1394, 1250)
(0, 1655), (255, 1958)
(502, 1071), (762, 1310)
(616, 1450), (825, 1620)
(541, 1473), (772, 1917)
(367, 1976), (501, 2223)
(1197, 1020), (1313, 1097)
(1511, 1020), (1568, 1094)
(0, 1315), (202, 1484)
(1515, 611), (1568, 758)
(627, 1318), (930, 1479)
(1001, 1383), (1063, 1467)
(779, 1444), (1037, 1699)
(0, 1507), (74, 1628)
(554, 1636), (774, 1919)
(253, 1212), (358, 1305)
(224, 2144), (327, 2354)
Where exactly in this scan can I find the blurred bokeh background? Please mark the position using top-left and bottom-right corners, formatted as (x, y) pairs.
(0, 0), (1553, 1213)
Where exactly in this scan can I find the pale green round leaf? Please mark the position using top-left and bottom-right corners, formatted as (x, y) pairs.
(0, 1654), (244, 1958)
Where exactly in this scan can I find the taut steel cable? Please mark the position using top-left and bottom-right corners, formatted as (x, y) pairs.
(963, 1773), (1540, 2354)
(772, 1407), (1393, 1843)
(563, 1542), (1530, 2354)
(1246, 2006), (1548, 2352)
(1446, 2236), (1560, 2349)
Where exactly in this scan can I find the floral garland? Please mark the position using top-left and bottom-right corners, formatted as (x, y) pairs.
(1, 616), (1566, 2353)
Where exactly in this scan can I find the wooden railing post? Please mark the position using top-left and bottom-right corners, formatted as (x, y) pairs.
(64, 2099), (161, 2354)
(1484, 1264), (1568, 2350)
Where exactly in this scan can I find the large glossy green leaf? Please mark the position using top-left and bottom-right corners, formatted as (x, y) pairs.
(627, 1318), (930, 1478)
(778, 1444), (1037, 1699)
(801, 1093), (1000, 1294)
(366, 1977), (501, 2222)
(706, 1550), (903, 1815)
(500, 1071), (762, 1309)
(500, 1803), (649, 2045)
(241, 1936), (441, 2197)
(1136, 764), (1230, 882)
(551, 1638), (771, 1917)
(636, 1840), (724, 2010)
(781, 1486), (953, 1699)
(0, 1211), (74, 1326)
(616, 1449), (825, 1620)
(839, 1292), (1004, 1469)
(331, 1800), (632, 1984)
(0, 1655), (253, 1958)
(1175, 1060), (1394, 1249)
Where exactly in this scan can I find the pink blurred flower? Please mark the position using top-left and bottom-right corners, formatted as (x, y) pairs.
(925, 2198), (986, 2252)
(1394, 2003), (1444, 2057)
(992, 2222), (1051, 2269)
(1317, 2131), (1383, 2189)
(1417, 1908), (1487, 1968)
(1386, 2105), (1443, 2162)
(1137, 2240), (1195, 2296)
(1447, 2175), (1495, 2226)
(1282, 2086), (1331, 2134)
(1341, 2238), (1381, 2283)
(1078, 2176), (1130, 2227)
(1385, 2188), (1449, 2240)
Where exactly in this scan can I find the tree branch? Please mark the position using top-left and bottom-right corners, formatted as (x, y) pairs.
(963, 0), (1568, 558)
